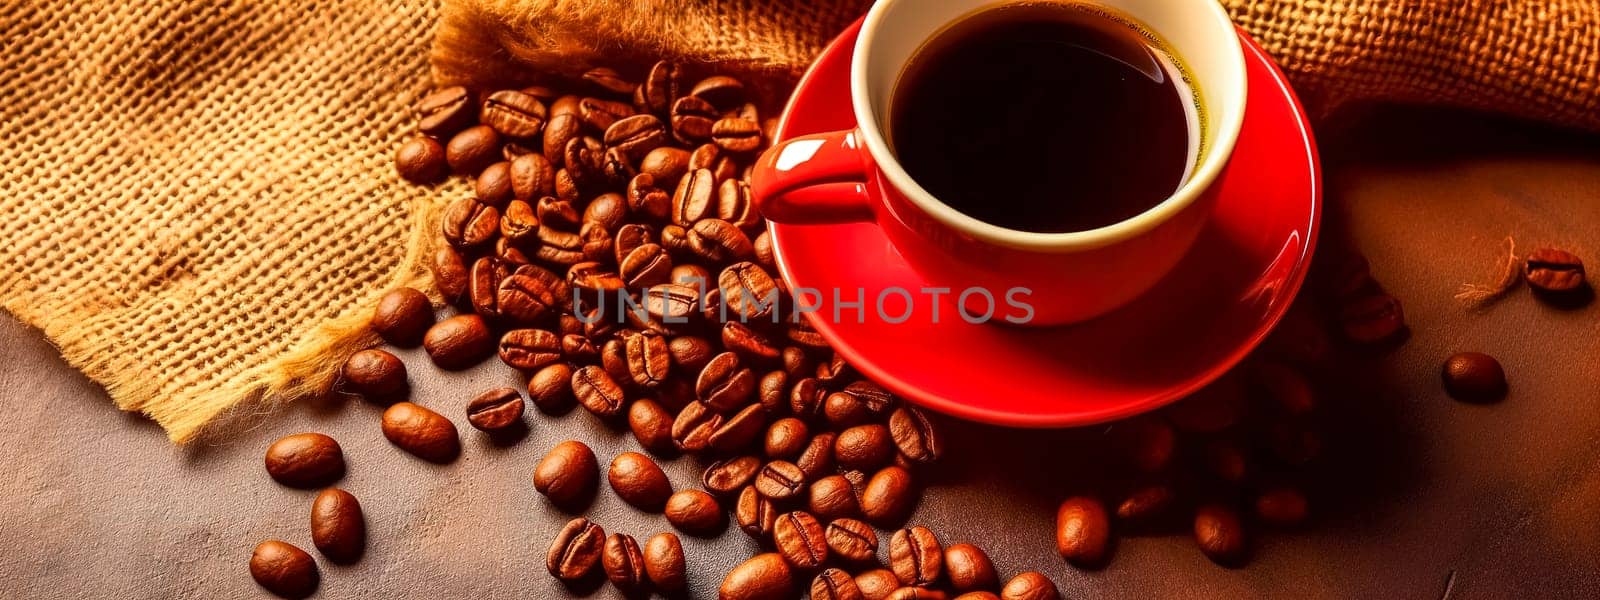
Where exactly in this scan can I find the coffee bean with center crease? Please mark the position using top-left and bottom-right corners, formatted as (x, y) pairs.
(695, 351), (754, 412)
(737, 484), (779, 538)
(548, 518), (606, 581)
(672, 168), (717, 226)
(755, 460), (807, 501)
(712, 117), (764, 153)
(1193, 504), (1247, 565)
(826, 518), (879, 563)
(605, 114), (670, 162)
(890, 526), (943, 587)
(641, 283), (702, 331)
(1000, 572), (1059, 600)
(573, 365), (627, 418)
(689, 218), (756, 264)
(529, 363), (576, 414)
(710, 403), (768, 452)
(705, 455), (762, 497)
(310, 488), (365, 565)
(718, 178), (762, 231)
(431, 245), (469, 302)
(499, 328), (562, 371)
(861, 466), (915, 527)
(466, 387), (525, 432)
(1055, 496), (1110, 567)
(372, 288), (434, 347)
(665, 489), (724, 536)
(499, 265), (567, 324)
(499, 199), (539, 242)
(250, 540), (319, 599)
(720, 262), (781, 323)
(625, 332), (672, 389)
(889, 407), (943, 465)
(1525, 248), (1586, 292)
(774, 511), (829, 569)
(1442, 351), (1508, 402)
(446, 125), (502, 175)
(564, 135), (607, 189)
(671, 96), (719, 144)
(535, 440), (599, 509)
(796, 431), (838, 481)
(443, 197), (500, 248)
(418, 86), (476, 137)
(1339, 293), (1405, 344)
(644, 532), (688, 593)
(615, 221), (655, 261)
(609, 451), (673, 512)
(579, 97), (636, 132)
(628, 398), (677, 455)
(845, 380), (898, 417)
(944, 543), (998, 592)
(721, 552), (794, 600)
(809, 474), (862, 521)
(691, 75), (747, 111)
(602, 533), (648, 594)
(381, 402), (460, 463)
(813, 568), (863, 600)
(265, 433), (345, 488)
(341, 349), (408, 401)
(424, 314), (494, 370)
(856, 569), (902, 600)
(641, 60), (681, 115)
(622, 243), (674, 289)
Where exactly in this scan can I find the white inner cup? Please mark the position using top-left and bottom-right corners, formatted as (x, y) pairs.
(851, 0), (1248, 252)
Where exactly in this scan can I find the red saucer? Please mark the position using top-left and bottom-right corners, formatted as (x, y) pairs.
(768, 20), (1321, 428)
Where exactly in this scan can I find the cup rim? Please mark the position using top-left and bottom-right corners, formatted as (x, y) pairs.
(851, 0), (1248, 253)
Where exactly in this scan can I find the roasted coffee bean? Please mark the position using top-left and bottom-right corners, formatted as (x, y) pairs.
(624, 331), (672, 388)
(475, 160), (515, 206)
(568, 263), (624, 302)
(688, 142), (721, 170)
(755, 460), (807, 501)
(862, 466), (915, 526)
(1193, 504), (1247, 565)
(498, 328), (563, 371)
(341, 349), (408, 400)
(813, 568), (863, 600)
(956, 593), (999, 600)
(1339, 293), (1405, 344)
(736, 484), (780, 538)
(717, 178), (761, 230)
(466, 387), (525, 432)
(582, 67), (636, 95)
(1166, 376), (1246, 433)
(443, 197), (500, 248)
(641, 147), (690, 183)
(511, 153), (556, 200)
(446, 125), (502, 175)
(1525, 248), (1586, 292)
(720, 553), (794, 600)
(999, 573), (1059, 600)
(825, 392), (869, 429)
(1442, 351), (1508, 403)
(795, 432), (838, 481)
(535, 440), (599, 509)
(661, 224), (694, 257)
(553, 167), (582, 202)
(615, 222), (656, 263)
(265, 433), (345, 488)
(816, 354), (854, 386)
(628, 398), (677, 455)
(610, 451), (674, 512)
(856, 569), (902, 600)
(310, 488), (365, 564)
(602, 338), (637, 385)
(644, 532), (688, 593)
(497, 239), (534, 268)
(469, 257), (510, 316)
(755, 230), (776, 269)
(381, 402), (460, 463)
(499, 265), (566, 323)
(808, 475), (861, 521)
(605, 114), (669, 162)
(1254, 487), (1309, 525)
(720, 262), (780, 322)
(764, 417), (809, 459)
(824, 518), (878, 563)
(423, 314), (495, 369)
(418, 86), (476, 136)
(627, 173), (673, 222)
(689, 218), (755, 263)
(672, 168), (717, 225)
(711, 404), (768, 452)
(396, 136), (449, 184)
(705, 455), (762, 497)
(622, 243), (673, 289)
(1115, 418), (1175, 472)
(1055, 496), (1110, 567)
(573, 365), (627, 418)
(499, 200), (540, 242)
(529, 363), (576, 414)
(788, 318), (830, 350)
(791, 377), (827, 421)
(845, 381), (896, 416)
(543, 114), (582, 170)
(430, 245), (470, 302)
(665, 489), (724, 536)
(602, 533), (648, 593)
(888, 407), (942, 465)
(691, 75), (747, 110)
(481, 90), (547, 139)
(889, 526), (942, 587)
(944, 544), (998, 592)
(712, 117), (764, 153)
(533, 226), (585, 267)
(886, 588), (948, 600)
(834, 424), (893, 471)
(774, 511), (829, 569)
(758, 370), (790, 415)
(671, 96), (719, 143)
(671, 262), (713, 288)
(724, 321), (782, 364)
(698, 351), (756, 412)
(372, 288), (434, 347)
(250, 540), (319, 599)
(550, 94), (583, 118)
(563, 135), (606, 187)
(548, 517), (606, 581)
(1115, 484), (1174, 522)
(578, 97), (636, 132)
(641, 283), (701, 329)
(503, 141), (538, 160)
(639, 60), (682, 115)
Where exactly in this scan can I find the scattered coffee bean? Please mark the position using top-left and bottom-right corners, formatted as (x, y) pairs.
(371, 287), (434, 346)
(765, 417), (810, 459)
(1205, 439), (1249, 483)
(602, 533), (648, 594)
(476, 161), (514, 206)
(482, 90), (548, 139)
(573, 365), (627, 418)
(499, 328), (563, 371)
(671, 97), (719, 144)
(309, 488), (365, 564)
(1000, 572), (1059, 600)
(712, 117), (764, 153)
(609, 451), (673, 512)
(396, 136), (449, 184)
(825, 518), (879, 563)
(264, 433), (345, 488)
(861, 466), (915, 527)
(1254, 487), (1309, 526)
(808, 475), (862, 521)
(529, 363), (577, 414)
(465, 387), (525, 432)
(624, 398), (675, 455)
(547, 517), (606, 581)
(835, 424), (895, 472)
(381, 402), (461, 463)
(1055, 496), (1110, 567)
(1339, 293), (1406, 344)
(446, 125), (502, 175)
(720, 552), (794, 600)
(704, 455), (763, 497)
(250, 540), (319, 599)
(1193, 504), (1247, 565)
(737, 484), (779, 538)
(1442, 351), (1508, 403)
(699, 351), (756, 412)
(341, 349), (409, 400)
(889, 526), (943, 587)
(773, 511), (829, 569)
(417, 86), (476, 136)
(665, 489), (724, 536)
(443, 197), (501, 248)
(812, 568), (862, 600)
(1525, 248), (1586, 292)
(535, 440), (599, 509)
(796, 432), (838, 481)
(754, 460), (807, 501)
(855, 569), (902, 600)
(644, 532), (688, 593)
(423, 314), (495, 370)
(641, 147), (690, 183)
(430, 245), (470, 302)
(1115, 484), (1174, 522)
(944, 543), (998, 591)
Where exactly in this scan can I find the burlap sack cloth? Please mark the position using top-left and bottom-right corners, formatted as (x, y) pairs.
(1, 0), (1595, 443)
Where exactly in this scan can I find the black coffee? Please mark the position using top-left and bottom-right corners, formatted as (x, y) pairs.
(890, 2), (1199, 233)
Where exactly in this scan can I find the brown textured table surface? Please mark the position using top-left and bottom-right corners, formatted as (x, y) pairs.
(3, 107), (1599, 599)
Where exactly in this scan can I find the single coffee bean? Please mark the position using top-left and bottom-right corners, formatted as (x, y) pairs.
(498, 328), (562, 371)
(720, 553), (794, 600)
(250, 540), (319, 599)
(510, 153), (556, 200)
(469, 256), (511, 316)
(720, 261), (780, 323)
(573, 365), (627, 418)
(615, 222), (656, 262)
(671, 400), (723, 452)
(549, 94), (583, 118)
(856, 569), (902, 600)
(1115, 484), (1174, 522)
(543, 113), (582, 168)
(1525, 248), (1587, 292)
(737, 484), (780, 538)
(665, 489), (724, 536)
(623, 331), (672, 388)
(712, 117), (764, 153)
(889, 407), (942, 465)
(641, 147), (690, 183)
(690, 75), (747, 110)
(446, 125), (502, 175)
(371, 288), (434, 347)
(309, 488), (365, 565)
(584, 191), (630, 232)
(717, 178), (762, 231)
(689, 218), (755, 263)
(670, 262), (712, 289)
(547, 517), (606, 581)
(644, 532), (688, 593)
(627, 173), (674, 222)
(535, 440), (599, 509)
(710, 403), (768, 452)
(889, 526), (943, 587)
(758, 370), (790, 415)
(764, 417), (809, 459)
(341, 349), (408, 400)
(999, 572), (1059, 600)
(661, 224), (694, 257)
(704, 455), (762, 497)
(475, 160), (515, 207)
(824, 392), (869, 429)
(606, 114), (670, 162)
(417, 86), (476, 136)
(442, 197), (500, 248)
(835, 424), (895, 472)
(431, 245), (470, 302)
(1442, 351), (1508, 403)
(583, 67), (636, 95)
(640, 60), (682, 115)
(825, 518), (878, 563)
(537, 197), (581, 232)
(1115, 418), (1175, 472)
(621, 243), (674, 290)
(640, 283), (702, 330)
(609, 451), (674, 512)
(774, 511), (829, 569)
(790, 377), (827, 421)
(561, 333), (600, 363)
(944, 543), (998, 592)
(1055, 496), (1110, 567)
(529, 363), (576, 414)
(1254, 487), (1309, 525)
(1339, 293), (1406, 344)
(815, 353), (854, 385)
(808, 475), (862, 522)
(671, 96), (719, 143)
(697, 351), (755, 411)
(501, 200), (541, 243)
(620, 398), (674, 456)
(601, 533), (648, 593)
(498, 265), (566, 324)
(796, 432), (838, 482)
(1194, 504), (1247, 565)
(264, 433), (345, 488)
(579, 96), (636, 132)
(754, 230), (776, 269)
(754, 460), (807, 501)
(396, 136), (449, 184)
(466, 387), (525, 432)
(813, 568), (863, 600)
(723, 321), (782, 365)
(672, 168), (717, 225)
(886, 588), (948, 600)
(381, 402), (461, 463)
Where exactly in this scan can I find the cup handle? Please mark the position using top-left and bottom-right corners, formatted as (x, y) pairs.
(750, 129), (876, 224)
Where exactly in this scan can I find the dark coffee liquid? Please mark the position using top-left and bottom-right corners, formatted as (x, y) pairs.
(890, 3), (1198, 233)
